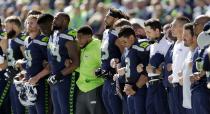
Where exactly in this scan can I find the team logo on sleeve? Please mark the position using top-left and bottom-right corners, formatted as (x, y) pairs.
(139, 41), (150, 49)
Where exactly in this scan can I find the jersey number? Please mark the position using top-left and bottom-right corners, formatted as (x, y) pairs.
(101, 39), (109, 60)
(25, 50), (32, 67)
(125, 57), (131, 78)
(49, 43), (61, 62)
(7, 48), (15, 66)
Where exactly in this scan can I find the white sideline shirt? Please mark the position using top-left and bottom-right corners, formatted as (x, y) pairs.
(182, 50), (194, 109)
(172, 41), (189, 83)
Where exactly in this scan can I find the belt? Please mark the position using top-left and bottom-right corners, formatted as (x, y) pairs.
(105, 76), (114, 81)
(191, 76), (207, 87)
(169, 83), (180, 88)
(148, 75), (162, 81)
(191, 81), (206, 88)
(148, 79), (161, 86)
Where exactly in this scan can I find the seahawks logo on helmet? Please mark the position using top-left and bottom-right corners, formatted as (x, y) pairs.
(18, 82), (38, 106)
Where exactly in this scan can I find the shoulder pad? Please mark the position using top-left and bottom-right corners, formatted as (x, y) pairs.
(67, 29), (77, 37)
(60, 33), (74, 41)
(33, 38), (48, 46)
(110, 30), (118, 36)
(0, 32), (6, 37)
(0, 32), (6, 40)
(25, 36), (30, 40)
(24, 36), (30, 45)
(20, 34), (27, 41)
(139, 41), (150, 49)
(32, 35), (48, 46)
(41, 36), (49, 43)
(132, 45), (145, 52)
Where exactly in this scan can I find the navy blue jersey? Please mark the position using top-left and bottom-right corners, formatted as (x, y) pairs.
(203, 47), (210, 83)
(101, 29), (121, 72)
(192, 47), (199, 73)
(47, 29), (76, 74)
(7, 33), (26, 67)
(163, 44), (174, 87)
(120, 49), (127, 68)
(192, 47), (208, 73)
(24, 35), (48, 78)
(118, 49), (127, 83)
(203, 47), (210, 71)
(203, 46), (210, 71)
(191, 46), (209, 87)
(149, 36), (171, 67)
(0, 46), (4, 59)
(149, 36), (171, 77)
(0, 45), (5, 78)
(125, 40), (150, 84)
(0, 31), (6, 77)
(203, 51), (210, 71)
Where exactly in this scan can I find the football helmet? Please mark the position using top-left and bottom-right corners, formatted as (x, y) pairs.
(13, 70), (26, 92)
(13, 76), (24, 92)
(18, 82), (37, 106)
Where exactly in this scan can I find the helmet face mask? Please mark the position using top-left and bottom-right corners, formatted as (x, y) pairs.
(13, 71), (27, 91)
(13, 75), (24, 92)
(26, 84), (37, 101)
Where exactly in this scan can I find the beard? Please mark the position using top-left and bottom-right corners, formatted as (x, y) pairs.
(105, 21), (113, 29)
(52, 25), (61, 31)
(7, 29), (16, 39)
(105, 25), (112, 29)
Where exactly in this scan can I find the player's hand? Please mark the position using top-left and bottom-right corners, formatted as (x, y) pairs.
(65, 59), (72, 67)
(207, 82), (210, 89)
(0, 38), (8, 54)
(168, 75), (173, 83)
(137, 64), (143, 73)
(117, 67), (125, 76)
(178, 71), (183, 86)
(179, 76), (183, 86)
(14, 71), (26, 82)
(123, 84), (136, 96)
(156, 65), (162, 74)
(42, 60), (48, 67)
(116, 63), (121, 69)
(190, 72), (202, 83)
(136, 75), (148, 88)
(110, 58), (119, 68)
(146, 64), (153, 73)
(19, 70), (26, 80)
(167, 63), (172, 72)
(113, 74), (119, 81)
(15, 59), (24, 70)
(29, 76), (40, 85)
